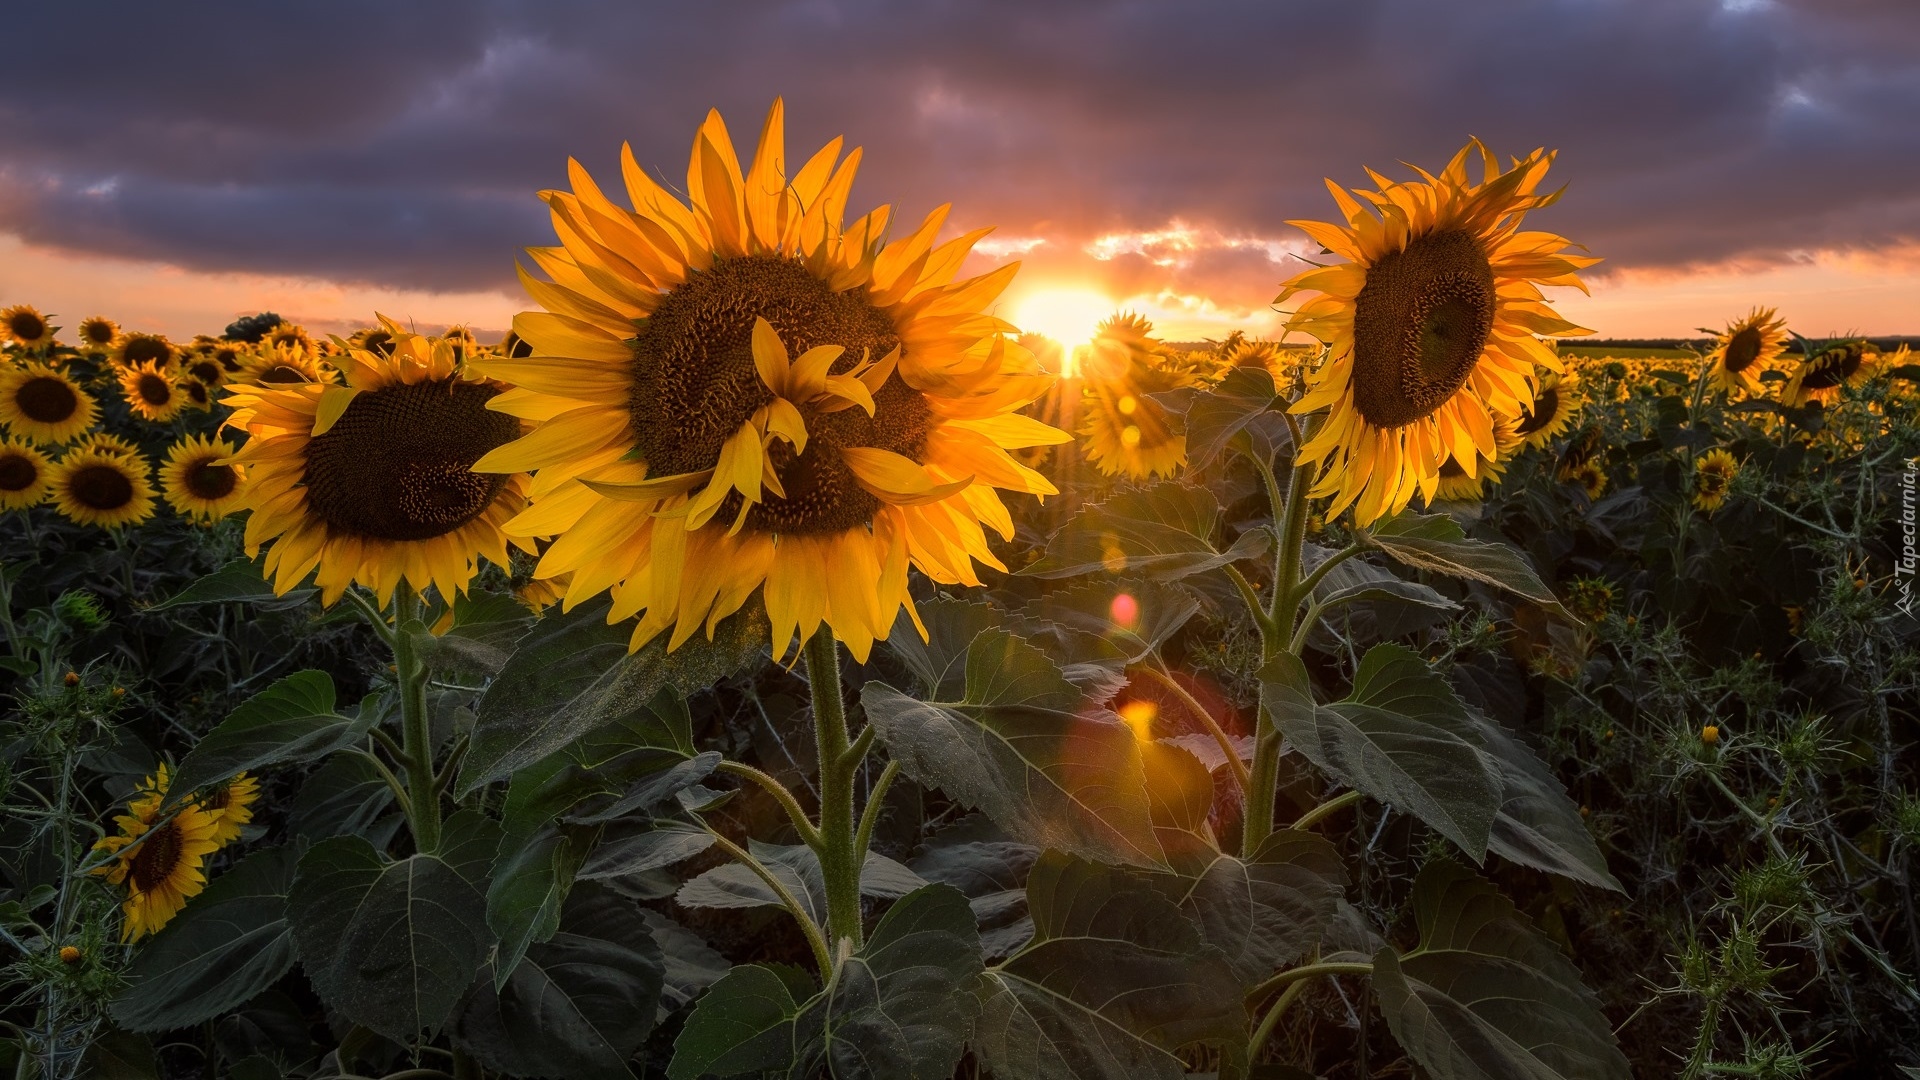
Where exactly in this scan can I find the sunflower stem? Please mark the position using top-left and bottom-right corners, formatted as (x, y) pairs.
(806, 626), (865, 954)
(391, 583), (441, 854)
(1243, 420), (1316, 858)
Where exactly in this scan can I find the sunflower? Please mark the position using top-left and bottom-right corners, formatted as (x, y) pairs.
(1277, 139), (1598, 525)
(0, 363), (99, 445)
(1705, 307), (1787, 396)
(1565, 577), (1614, 622)
(496, 330), (533, 359)
(182, 353), (227, 389)
(119, 360), (185, 422)
(179, 378), (214, 412)
(1691, 448), (1738, 513)
(1781, 340), (1881, 408)
(262, 321), (312, 354)
(210, 341), (251, 374)
(471, 100), (1064, 662)
(48, 446), (156, 527)
(75, 317), (120, 354)
(114, 332), (177, 372)
(0, 436), (52, 510)
(1078, 313), (1204, 480)
(3, 304), (56, 349)
(350, 325), (399, 357)
(74, 431), (144, 462)
(159, 433), (247, 520)
(1514, 367), (1580, 449)
(1563, 458), (1608, 501)
(1433, 415), (1521, 502)
(224, 328), (531, 604)
(1223, 337), (1283, 373)
(440, 325), (478, 363)
(239, 344), (325, 386)
(91, 767), (222, 942)
(198, 772), (259, 847)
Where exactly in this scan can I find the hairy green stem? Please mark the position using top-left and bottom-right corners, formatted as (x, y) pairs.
(718, 760), (823, 848)
(1291, 789), (1362, 832)
(807, 627), (865, 953)
(853, 760), (902, 871)
(1242, 420), (1316, 858)
(1138, 663), (1249, 792)
(391, 583), (441, 853)
(707, 827), (834, 975)
(1246, 975), (1312, 1064)
(1245, 960), (1374, 1004)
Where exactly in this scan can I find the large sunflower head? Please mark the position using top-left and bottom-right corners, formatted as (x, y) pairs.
(114, 332), (177, 372)
(1705, 307), (1787, 396)
(91, 768), (223, 943)
(1692, 447), (1738, 513)
(0, 363), (99, 445)
(49, 446), (156, 528)
(120, 360), (185, 423)
(1782, 340), (1881, 408)
(224, 328), (532, 605)
(1278, 139), (1599, 525)
(1076, 312), (1205, 480)
(160, 433), (247, 521)
(471, 100), (1064, 662)
(0, 436), (52, 510)
(3, 304), (56, 349)
(198, 772), (259, 847)
(76, 316), (120, 353)
(1513, 366), (1580, 449)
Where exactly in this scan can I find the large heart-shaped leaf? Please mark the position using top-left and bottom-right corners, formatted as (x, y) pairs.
(1021, 578), (1202, 665)
(1470, 714), (1622, 891)
(165, 672), (361, 806)
(452, 885), (665, 1080)
(643, 910), (731, 1023)
(113, 844), (304, 1032)
(667, 963), (816, 1079)
(1259, 645), (1500, 859)
(1366, 513), (1562, 611)
(675, 841), (927, 926)
(487, 823), (597, 987)
(973, 854), (1245, 1080)
(1149, 829), (1347, 984)
(580, 818), (716, 880)
(863, 629), (1166, 869)
(1021, 481), (1271, 580)
(908, 815), (1040, 961)
(1372, 861), (1631, 1080)
(459, 599), (764, 795)
(146, 559), (314, 611)
(288, 811), (500, 1042)
(1154, 365), (1280, 472)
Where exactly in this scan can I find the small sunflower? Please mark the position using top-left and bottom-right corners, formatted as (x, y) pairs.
(1223, 337), (1284, 373)
(350, 325), (399, 357)
(440, 325), (478, 363)
(3, 304), (56, 349)
(1278, 139), (1598, 525)
(74, 431), (144, 461)
(179, 378), (214, 412)
(48, 446), (156, 528)
(1514, 367), (1579, 449)
(1433, 416), (1522, 502)
(0, 363), (99, 445)
(210, 341), (252, 374)
(224, 328), (531, 604)
(1691, 448), (1738, 513)
(1781, 340), (1881, 408)
(182, 354), (227, 389)
(91, 767), (222, 942)
(159, 433), (247, 521)
(119, 361), (185, 422)
(114, 332), (177, 372)
(1705, 307), (1788, 396)
(0, 436), (52, 510)
(1563, 458), (1608, 501)
(198, 772), (260, 847)
(496, 330), (533, 360)
(1078, 313), (1206, 480)
(1565, 576), (1614, 622)
(471, 100), (1065, 661)
(76, 317), (120, 354)
(262, 321), (312, 354)
(239, 344), (325, 386)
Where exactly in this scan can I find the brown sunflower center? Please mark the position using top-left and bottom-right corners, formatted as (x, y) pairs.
(82, 321), (115, 345)
(189, 360), (222, 384)
(186, 458), (237, 500)
(1514, 387), (1560, 437)
(17, 376), (78, 423)
(136, 373), (173, 406)
(1697, 468), (1731, 496)
(0, 452), (38, 491)
(627, 255), (927, 535)
(1350, 228), (1496, 429)
(1801, 345), (1864, 391)
(10, 311), (47, 340)
(184, 382), (210, 407)
(301, 378), (520, 542)
(71, 463), (134, 511)
(129, 821), (184, 892)
(1723, 327), (1762, 373)
(123, 336), (172, 367)
(361, 330), (395, 357)
(215, 347), (244, 372)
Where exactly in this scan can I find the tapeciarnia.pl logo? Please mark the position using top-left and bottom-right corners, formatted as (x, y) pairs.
(1899, 457), (1918, 618)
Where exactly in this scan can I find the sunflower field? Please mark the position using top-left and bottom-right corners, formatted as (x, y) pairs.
(3, 102), (1918, 1080)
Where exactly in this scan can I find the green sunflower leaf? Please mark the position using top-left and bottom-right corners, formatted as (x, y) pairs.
(1365, 511), (1563, 611)
(146, 557), (315, 611)
(165, 671), (361, 809)
(1157, 364), (1280, 472)
(1019, 481), (1271, 580)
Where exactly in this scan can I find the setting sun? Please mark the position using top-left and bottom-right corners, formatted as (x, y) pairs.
(1008, 286), (1114, 371)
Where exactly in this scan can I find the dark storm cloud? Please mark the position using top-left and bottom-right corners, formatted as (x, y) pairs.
(1, 0), (1914, 293)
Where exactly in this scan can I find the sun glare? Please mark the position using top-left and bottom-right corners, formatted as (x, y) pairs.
(1009, 287), (1113, 373)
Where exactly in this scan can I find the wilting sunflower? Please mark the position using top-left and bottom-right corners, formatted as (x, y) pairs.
(1692, 448), (1739, 512)
(1781, 340), (1881, 408)
(3, 304), (56, 349)
(75, 316), (120, 354)
(1705, 307), (1787, 396)
(198, 772), (259, 847)
(48, 446), (156, 527)
(1433, 416), (1522, 502)
(0, 436), (52, 510)
(119, 360), (185, 422)
(472, 100), (1064, 661)
(224, 328), (531, 604)
(1278, 139), (1598, 524)
(239, 344), (325, 386)
(160, 433), (247, 521)
(1078, 313), (1204, 480)
(0, 363), (98, 445)
(1514, 367), (1580, 449)
(114, 332), (177, 371)
(91, 767), (222, 942)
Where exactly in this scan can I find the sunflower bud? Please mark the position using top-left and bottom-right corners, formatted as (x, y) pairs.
(1701, 724), (1721, 745)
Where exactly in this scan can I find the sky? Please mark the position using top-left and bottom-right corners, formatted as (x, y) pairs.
(0, 0), (1915, 345)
